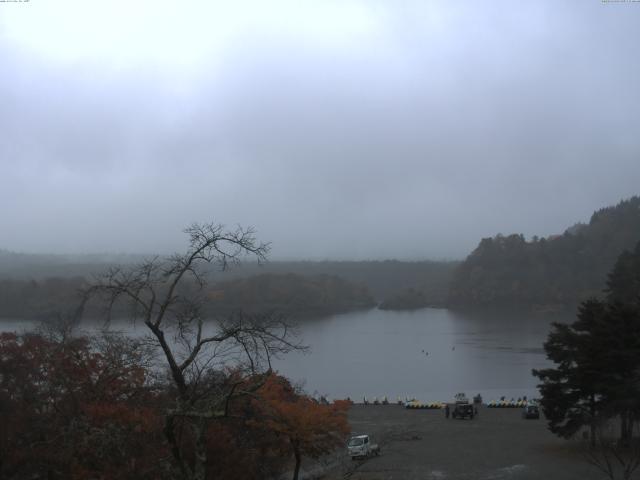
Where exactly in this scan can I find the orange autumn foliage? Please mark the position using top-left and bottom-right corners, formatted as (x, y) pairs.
(251, 374), (351, 480)
(0, 332), (350, 480)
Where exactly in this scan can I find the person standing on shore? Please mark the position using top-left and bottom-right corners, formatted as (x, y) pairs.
(445, 404), (450, 419)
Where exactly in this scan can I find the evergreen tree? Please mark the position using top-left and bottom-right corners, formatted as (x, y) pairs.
(533, 244), (640, 445)
(533, 300), (608, 446)
(606, 241), (640, 305)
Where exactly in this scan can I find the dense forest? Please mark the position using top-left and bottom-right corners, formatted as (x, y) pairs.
(0, 253), (457, 318)
(378, 287), (433, 310)
(0, 252), (457, 302)
(206, 273), (375, 317)
(0, 273), (375, 321)
(448, 196), (640, 309)
(0, 276), (86, 320)
(3, 196), (638, 317)
(216, 259), (458, 305)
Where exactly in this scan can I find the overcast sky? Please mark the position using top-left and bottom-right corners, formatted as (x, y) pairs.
(1, 1), (639, 260)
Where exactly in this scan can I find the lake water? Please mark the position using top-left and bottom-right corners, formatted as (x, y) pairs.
(0, 307), (571, 404)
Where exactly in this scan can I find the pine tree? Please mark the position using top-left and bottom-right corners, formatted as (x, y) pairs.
(533, 242), (640, 446)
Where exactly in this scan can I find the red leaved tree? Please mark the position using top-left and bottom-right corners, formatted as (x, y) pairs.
(251, 374), (351, 480)
(0, 331), (165, 479)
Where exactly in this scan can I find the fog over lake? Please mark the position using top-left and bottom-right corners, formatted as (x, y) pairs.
(0, 307), (563, 402)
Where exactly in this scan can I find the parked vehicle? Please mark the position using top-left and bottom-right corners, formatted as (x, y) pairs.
(522, 404), (540, 419)
(452, 403), (475, 419)
(347, 435), (380, 459)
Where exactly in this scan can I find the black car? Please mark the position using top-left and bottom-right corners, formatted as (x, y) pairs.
(522, 405), (540, 419)
(452, 403), (475, 419)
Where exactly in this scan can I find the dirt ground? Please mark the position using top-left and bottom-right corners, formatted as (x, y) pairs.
(317, 405), (610, 480)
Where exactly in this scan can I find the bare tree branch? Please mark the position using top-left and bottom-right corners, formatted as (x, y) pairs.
(81, 222), (300, 480)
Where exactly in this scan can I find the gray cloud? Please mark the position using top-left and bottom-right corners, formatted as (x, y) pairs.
(1, 1), (639, 259)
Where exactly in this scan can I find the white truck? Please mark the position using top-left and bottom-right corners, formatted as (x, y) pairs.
(347, 435), (380, 459)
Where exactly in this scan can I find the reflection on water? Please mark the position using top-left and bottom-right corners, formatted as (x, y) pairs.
(1, 307), (573, 403)
(273, 307), (572, 403)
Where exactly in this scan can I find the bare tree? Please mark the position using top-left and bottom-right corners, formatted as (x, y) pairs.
(83, 223), (304, 480)
(583, 419), (640, 480)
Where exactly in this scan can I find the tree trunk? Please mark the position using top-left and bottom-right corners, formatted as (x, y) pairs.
(164, 414), (192, 479)
(590, 394), (597, 448)
(619, 413), (630, 447)
(292, 441), (302, 480)
(193, 420), (208, 480)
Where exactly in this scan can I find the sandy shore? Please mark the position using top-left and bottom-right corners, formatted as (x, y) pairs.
(317, 405), (607, 480)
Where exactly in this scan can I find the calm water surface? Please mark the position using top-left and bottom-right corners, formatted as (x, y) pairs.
(1, 307), (571, 403)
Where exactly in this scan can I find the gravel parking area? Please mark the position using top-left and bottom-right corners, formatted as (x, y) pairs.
(320, 405), (605, 480)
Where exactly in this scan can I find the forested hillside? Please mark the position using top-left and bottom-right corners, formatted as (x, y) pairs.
(206, 273), (375, 318)
(0, 273), (375, 321)
(448, 196), (640, 309)
(0, 252), (457, 318)
(215, 260), (458, 305)
(0, 254), (457, 304)
(0, 276), (85, 320)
